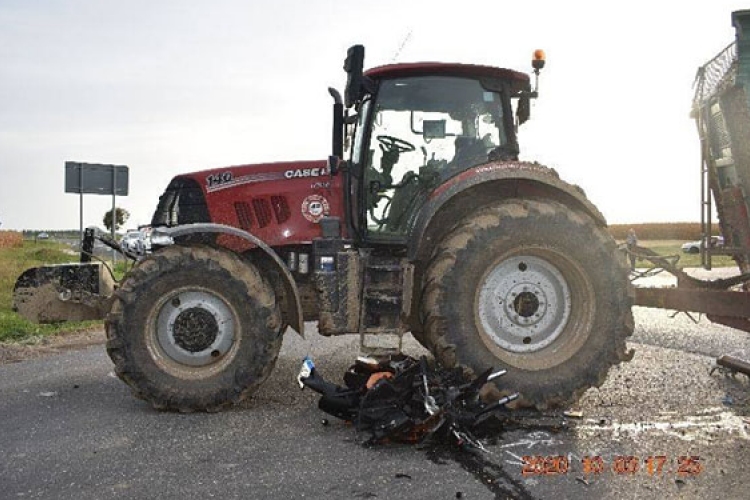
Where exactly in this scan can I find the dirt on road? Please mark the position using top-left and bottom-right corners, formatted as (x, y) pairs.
(0, 329), (105, 365)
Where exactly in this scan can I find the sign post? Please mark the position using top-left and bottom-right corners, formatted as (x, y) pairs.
(65, 162), (129, 260)
(79, 165), (83, 243)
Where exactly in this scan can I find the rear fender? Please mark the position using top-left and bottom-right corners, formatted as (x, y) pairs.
(154, 223), (304, 336)
(408, 161), (607, 262)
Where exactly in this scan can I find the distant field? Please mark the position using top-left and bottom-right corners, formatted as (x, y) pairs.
(635, 239), (736, 268)
(608, 223), (714, 241)
(21, 229), (82, 240)
(609, 224), (736, 267)
(0, 230), (23, 249)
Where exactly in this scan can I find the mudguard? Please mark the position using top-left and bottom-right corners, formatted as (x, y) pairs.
(407, 161), (607, 262)
(154, 223), (305, 337)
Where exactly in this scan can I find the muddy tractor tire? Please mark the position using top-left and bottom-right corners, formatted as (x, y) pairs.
(421, 199), (633, 410)
(106, 245), (282, 412)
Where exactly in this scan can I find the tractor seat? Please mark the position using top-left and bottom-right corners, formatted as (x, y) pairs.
(449, 136), (489, 172)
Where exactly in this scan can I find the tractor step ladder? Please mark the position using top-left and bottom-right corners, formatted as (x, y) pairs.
(358, 258), (413, 356)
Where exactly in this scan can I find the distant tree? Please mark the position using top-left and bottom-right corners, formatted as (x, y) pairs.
(103, 207), (130, 232)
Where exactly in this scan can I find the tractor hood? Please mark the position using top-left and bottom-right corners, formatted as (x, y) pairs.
(187, 159), (330, 194)
(152, 158), (345, 248)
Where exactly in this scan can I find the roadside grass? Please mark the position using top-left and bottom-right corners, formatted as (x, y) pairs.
(0, 241), (102, 343)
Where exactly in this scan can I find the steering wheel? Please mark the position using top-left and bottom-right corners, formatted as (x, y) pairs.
(377, 135), (416, 154)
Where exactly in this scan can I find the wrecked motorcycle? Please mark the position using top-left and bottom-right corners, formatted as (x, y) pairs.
(298, 355), (518, 450)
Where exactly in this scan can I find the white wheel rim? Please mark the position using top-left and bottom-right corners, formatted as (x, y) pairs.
(477, 255), (571, 353)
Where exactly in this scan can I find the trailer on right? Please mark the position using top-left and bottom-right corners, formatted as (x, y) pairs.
(631, 10), (750, 377)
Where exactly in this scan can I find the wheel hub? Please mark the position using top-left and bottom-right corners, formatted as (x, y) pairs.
(155, 290), (236, 367)
(172, 308), (219, 353)
(478, 255), (571, 353)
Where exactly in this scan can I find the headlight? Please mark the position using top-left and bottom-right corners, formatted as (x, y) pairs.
(149, 233), (174, 247)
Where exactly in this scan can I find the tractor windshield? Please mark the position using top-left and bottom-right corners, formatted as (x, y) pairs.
(357, 75), (511, 238)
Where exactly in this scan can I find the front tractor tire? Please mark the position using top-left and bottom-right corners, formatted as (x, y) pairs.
(421, 199), (634, 410)
(106, 245), (282, 412)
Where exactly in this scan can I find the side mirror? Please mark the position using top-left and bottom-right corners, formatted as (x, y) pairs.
(344, 45), (365, 108)
(516, 96), (530, 125)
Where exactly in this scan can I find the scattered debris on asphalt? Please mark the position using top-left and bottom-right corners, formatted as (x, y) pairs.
(298, 355), (518, 450)
(563, 410), (584, 419)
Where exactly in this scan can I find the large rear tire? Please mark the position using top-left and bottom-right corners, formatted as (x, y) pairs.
(106, 245), (282, 412)
(421, 199), (633, 409)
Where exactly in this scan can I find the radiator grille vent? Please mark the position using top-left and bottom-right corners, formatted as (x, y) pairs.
(271, 196), (291, 223)
(252, 198), (273, 228)
(234, 201), (253, 230)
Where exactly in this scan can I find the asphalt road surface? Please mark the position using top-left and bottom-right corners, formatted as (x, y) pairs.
(2, 275), (749, 499)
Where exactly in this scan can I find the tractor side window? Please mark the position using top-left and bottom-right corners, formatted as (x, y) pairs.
(363, 76), (507, 239)
(351, 99), (371, 167)
(364, 106), (425, 235)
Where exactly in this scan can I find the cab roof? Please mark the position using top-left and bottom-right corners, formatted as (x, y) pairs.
(365, 62), (530, 94)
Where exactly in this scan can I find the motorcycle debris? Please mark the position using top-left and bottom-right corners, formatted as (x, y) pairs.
(298, 354), (518, 450)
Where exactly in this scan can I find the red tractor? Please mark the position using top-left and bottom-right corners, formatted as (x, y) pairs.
(14, 46), (633, 411)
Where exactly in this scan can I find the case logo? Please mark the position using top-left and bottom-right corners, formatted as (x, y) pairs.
(284, 167), (328, 179)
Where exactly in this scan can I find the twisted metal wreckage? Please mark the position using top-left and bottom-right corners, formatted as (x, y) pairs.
(298, 355), (518, 450)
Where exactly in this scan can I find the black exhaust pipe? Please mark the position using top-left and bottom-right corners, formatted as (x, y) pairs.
(329, 87), (344, 159)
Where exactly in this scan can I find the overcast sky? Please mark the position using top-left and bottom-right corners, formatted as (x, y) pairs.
(0, 0), (748, 230)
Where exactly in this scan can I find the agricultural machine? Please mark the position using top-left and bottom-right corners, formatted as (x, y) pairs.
(630, 10), (750, 376)
(14, 45), (636, 412)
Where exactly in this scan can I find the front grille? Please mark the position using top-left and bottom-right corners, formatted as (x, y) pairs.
(235, 196), (290, 230)
(252, 198), (273, 228)
(234, 201), (253, 230)
(271, 196), (291, 223)
(151, 177), (210, 227)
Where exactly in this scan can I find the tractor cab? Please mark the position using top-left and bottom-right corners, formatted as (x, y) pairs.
(338, 48), (536, 243)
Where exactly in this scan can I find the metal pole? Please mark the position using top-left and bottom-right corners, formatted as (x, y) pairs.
(79, 164), (83, 245)
(112, 167), (117, 266)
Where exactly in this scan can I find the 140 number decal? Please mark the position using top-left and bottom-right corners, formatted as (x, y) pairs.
(206, 171), (233, 188)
